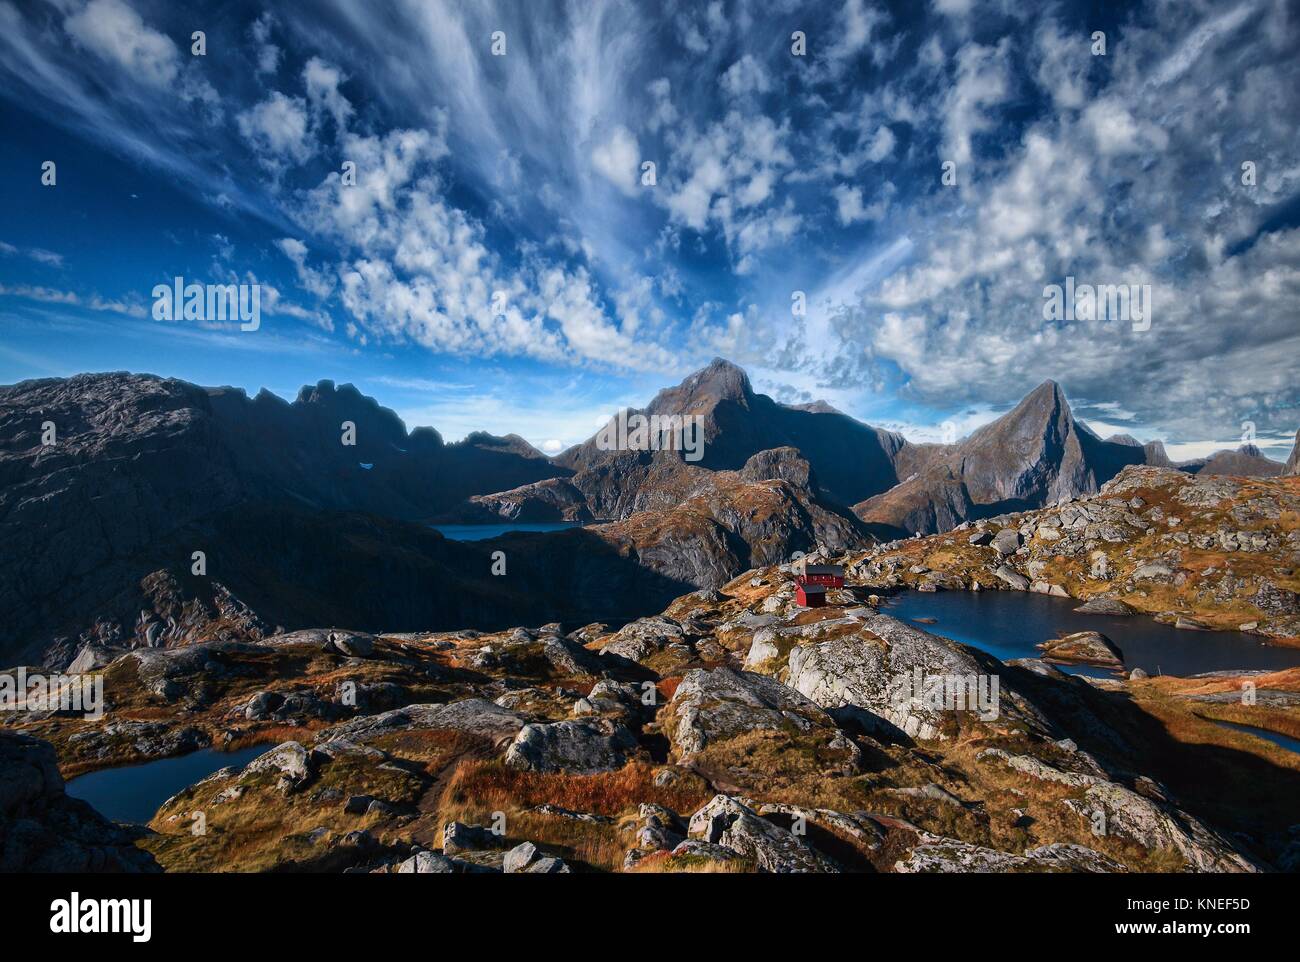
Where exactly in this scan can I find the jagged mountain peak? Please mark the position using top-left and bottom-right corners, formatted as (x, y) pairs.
(1003, 378), (1069, 421)
(1287, 429), (1300, 475)
(665, 357), (754, 406)
(1143, 439), (1173, 467)
(961, 378), (1076, 455)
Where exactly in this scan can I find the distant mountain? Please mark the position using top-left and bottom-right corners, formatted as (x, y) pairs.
(1288, 430), (1300, 475)
(496, 358), (923, 520)
(203, 377), (564, 517)
(1181, 444), (1286, 478)
(853, 380), (1147, 537)
(1142, 439), (1174, 467)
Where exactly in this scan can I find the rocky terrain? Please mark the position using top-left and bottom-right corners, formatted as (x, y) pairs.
(5, 467), (1299, 873)
(0, 730), (159, 872)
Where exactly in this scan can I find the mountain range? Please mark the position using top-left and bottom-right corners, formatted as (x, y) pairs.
(2, 359), (1294, 668)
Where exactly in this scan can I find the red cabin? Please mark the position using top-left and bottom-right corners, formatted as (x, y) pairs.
(794, 560), (844, 588)
(795, 579), (826, 608)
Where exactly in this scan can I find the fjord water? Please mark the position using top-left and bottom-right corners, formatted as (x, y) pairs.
(884, 590), (1300, 678)
(431, 521), (583, 541)
(66, 745), (270, 824)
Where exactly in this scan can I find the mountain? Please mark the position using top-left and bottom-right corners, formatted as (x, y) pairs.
(1108, 434), (1176, 468)
(4, 363), (1282, 667)
(1142, 439), (1174, 467)
(472, 358), (922, 521)
(1289, 430), (1300, 475)
(0, 371), (868, 667)
(1181, 444), (1286, 477)
(0, 373), (643, 665)
(853, 380), (1147, 537)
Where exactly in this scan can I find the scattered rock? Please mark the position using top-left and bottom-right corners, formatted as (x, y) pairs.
(1038, 631), (1124, 669)
(687, 795), (839, 873)
(1074, 597), (1137, 616)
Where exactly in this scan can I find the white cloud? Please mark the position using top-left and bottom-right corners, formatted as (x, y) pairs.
(0, 283), (145, 317)
(721, 55), (770, 97)
(237, 92), (313, 165)
(250, 12), (280, 75)
(64, 0), (179, 89)
(303, 57), (353, 130)
(942, 39), (1012, 167)
(0, 242), (63, 267)
(275, 238), (335, 301)
(590, 125), (641, 197)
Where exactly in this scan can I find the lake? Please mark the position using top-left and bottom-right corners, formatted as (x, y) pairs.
(65, 744), (271, 824)
(431, 521), (583, 541)
(1204, 719), (1300, 756)
(883, 590), (1300, 678)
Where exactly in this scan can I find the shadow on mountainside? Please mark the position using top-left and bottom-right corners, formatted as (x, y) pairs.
(11, 502), (697, 666)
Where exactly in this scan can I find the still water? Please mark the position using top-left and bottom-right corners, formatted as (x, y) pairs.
(883, 590), (1300, 678)
(65, 745), (271, 824)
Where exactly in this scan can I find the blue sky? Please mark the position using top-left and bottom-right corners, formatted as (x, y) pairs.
(1, 0), (1297, 458)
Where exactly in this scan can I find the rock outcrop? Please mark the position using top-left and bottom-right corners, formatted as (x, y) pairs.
(0, 731), (159, 872)
(1038, 631), (1124, 669)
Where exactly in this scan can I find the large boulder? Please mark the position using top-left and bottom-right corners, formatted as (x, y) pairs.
(1037, 631), (1124, 669)
(991, 529), (1022, 556)
(317, 698), (526, 748)
(665, 668), (860, 772)
(504, 719), (638, 774)
(242, 740), (314, 793)
(600, 616), (690, 667)
(1073, 597), (1136, 616)
(783, 613), (1028, 741)
(0, 731), (160, 872)
(896, 837), (1124, 873)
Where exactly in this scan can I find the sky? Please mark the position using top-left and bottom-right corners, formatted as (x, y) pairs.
(0, 0), (1297, 460)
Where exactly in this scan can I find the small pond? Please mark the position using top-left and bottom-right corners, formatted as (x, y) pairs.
(65, 745), (271, 824)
